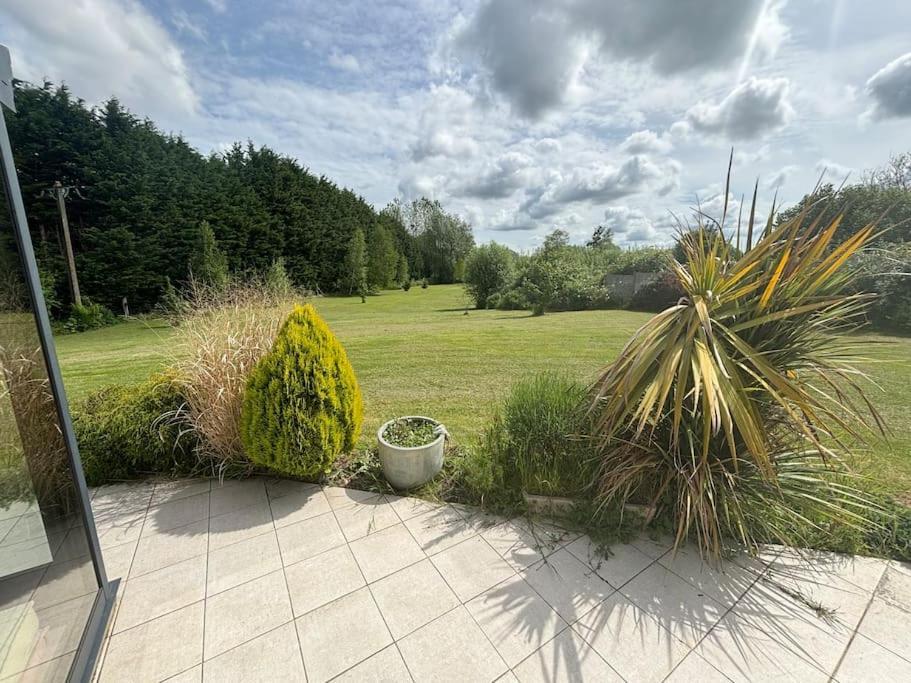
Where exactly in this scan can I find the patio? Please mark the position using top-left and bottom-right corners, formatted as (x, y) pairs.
(62, 477), (911, 681)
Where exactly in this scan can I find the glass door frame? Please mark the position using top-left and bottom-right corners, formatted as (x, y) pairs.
(0, 45), (115, 682)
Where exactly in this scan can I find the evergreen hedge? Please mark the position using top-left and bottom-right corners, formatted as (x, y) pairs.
(240, 304), (363, 478)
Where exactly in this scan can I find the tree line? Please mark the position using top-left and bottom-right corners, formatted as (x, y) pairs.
(3, 81), (473, 315)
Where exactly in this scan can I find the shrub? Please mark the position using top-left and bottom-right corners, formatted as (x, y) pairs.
(61, 300), (117, 333)
(853, 243), (911, 332)
(589, 185), (884, 560)
(402, 279), (412, 292)
(167, 278), (299, 474)
(493, 288), (529, 310)
(421, 278), (429, 289)
(463, 243), (515, 309)
(73, 371), (197, 485)
(240, 304), (363, 478)
(628, 270), (684, 312)
(481, 373), (594, 498)
(265, 257), (294, 299)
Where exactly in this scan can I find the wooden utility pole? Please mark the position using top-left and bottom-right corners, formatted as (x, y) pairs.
(43, 181), (82, 306)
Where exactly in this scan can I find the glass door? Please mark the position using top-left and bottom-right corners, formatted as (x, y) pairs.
(0, 45), (113, 682)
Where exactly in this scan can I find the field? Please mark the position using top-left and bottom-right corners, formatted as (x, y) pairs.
(55, 284), (911, 501)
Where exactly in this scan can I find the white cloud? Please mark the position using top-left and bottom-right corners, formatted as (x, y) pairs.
(766, 164), (799, 190)
(620, 129), (673, 155)
(0, 0), (197, 124)
(602, 206), (657, 242)
(683, 77), (794, 140)
(814, 159), (854, 184)
(328, 52), (361, 73)
(865, 52), (911, 120)
(521, 155), (680, 219)
(451, 152), (533, 199)
(453, 0), (782, 118)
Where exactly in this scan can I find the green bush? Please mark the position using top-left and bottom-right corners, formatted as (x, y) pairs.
(481, 372), (594, 498)
(628, 270), (684, 312)
(854, 243), (911, 332)
(61, 300), (118, 333)
(463, 243), (515, 309)
(240, 304), (363, 478)
(402, 278), (412, 292)
(73, 371), (197, 484)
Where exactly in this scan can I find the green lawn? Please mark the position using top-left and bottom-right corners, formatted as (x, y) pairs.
(55, 284), (911, 501)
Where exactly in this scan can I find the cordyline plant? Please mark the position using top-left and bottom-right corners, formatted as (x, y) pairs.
(588, 180), (888, 560)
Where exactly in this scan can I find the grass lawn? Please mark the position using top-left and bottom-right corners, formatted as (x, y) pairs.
(55, 284), (911, 501)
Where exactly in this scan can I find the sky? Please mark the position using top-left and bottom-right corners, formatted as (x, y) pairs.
(2, 0), (911, 250)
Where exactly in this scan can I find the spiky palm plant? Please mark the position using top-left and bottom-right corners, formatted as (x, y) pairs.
(589, 184), (886, 560)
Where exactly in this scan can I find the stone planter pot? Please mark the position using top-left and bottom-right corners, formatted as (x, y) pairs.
(377, 416), (446, 490)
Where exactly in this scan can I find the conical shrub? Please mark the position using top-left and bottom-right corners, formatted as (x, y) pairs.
(240, 304), (363, 478)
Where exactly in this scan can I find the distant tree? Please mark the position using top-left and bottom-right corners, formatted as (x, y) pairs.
(265, 257), (294, 297)
(464, 243), (515, 309)
(367, 224), (398, 289)
(396, 254), (409, 286)
(587, 225), (616, 249)
(344, 228), (368, 298)
(189, 221), (229, 289)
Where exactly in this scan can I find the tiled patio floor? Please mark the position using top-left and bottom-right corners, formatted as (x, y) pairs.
(79, 477), (911, 682)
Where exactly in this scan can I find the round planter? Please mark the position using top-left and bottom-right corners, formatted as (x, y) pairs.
(377, 416), (446, 490)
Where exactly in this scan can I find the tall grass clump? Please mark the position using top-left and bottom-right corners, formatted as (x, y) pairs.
(166, 276), (303, 476)
(589, 176), (887, 560)
(481, 372), (594, 499)
(240, 304), (363, 479)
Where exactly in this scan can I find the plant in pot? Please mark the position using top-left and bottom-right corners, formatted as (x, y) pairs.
(377, 416), (447, 490)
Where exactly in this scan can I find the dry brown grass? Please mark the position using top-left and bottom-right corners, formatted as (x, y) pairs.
(166, 278), (304, 476)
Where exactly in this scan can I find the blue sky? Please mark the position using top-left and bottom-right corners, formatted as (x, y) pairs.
(3, 0), (911, 249)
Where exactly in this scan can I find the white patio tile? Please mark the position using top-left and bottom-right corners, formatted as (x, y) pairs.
(100, 539), (138, 582)
(332, 644), (411, 682)
(206, 531), (283, 597)
(268, 486), (332, 528)
(482, 519), (573, 570)
(93, 510), (146, 549)
(295, 586), (392, 682)
(466, 574), (567, 667)
(520, 548), (614, 624)
(143, 492), (209, 536)
(659, 544), (766, 607)
(264, 477), (320, 500)
(209, 478), (267, 517)
(835, 633), (911, 681)
(404, 506), (477, 555)
(398, 606), (509, 683)
(696, 581), (847, 683)
(333, 500), (401, 541)
(150, 479), (210, 507)
(99, 602), (204, 683)
(875, 563), (911, 609)
(620, 562), (727, 646)
(31, 557), (100, 611)
(565, 536), (654, 588)
(208, 502), (273, 551)
(771, 547), (889, 593)
(203, 570), (293, 660)
(115, 555), (207, 633)
(129, 519), (208, 577)
(513, 629), (622, 682)
(431, 535), (515, 602)
(629, 534), (674, 560)
(323, 486), (387, 510)
(369, 559), (460, 639)
(349, 523), (426, 583)
(285, 545), (365, 616)
(385, 494), (441, 522)
(165, 665), (202, 682)
(2, 593), (95, 677)
(92, 483), (154, 516)
(572, 593), (690, 683)
(664, 651), (731, 682)
(5, 654), (76, 683)
(276, 512), (346, 566)
(202, 622), (305, 683)
(857, 594), (911, 661)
